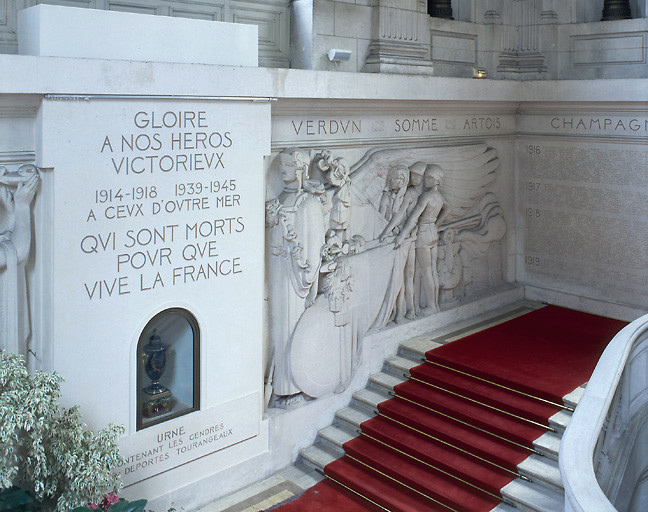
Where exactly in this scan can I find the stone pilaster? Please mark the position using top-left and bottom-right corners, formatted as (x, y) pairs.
(363, 0), (434, 74)
(497, 0), (546, 76)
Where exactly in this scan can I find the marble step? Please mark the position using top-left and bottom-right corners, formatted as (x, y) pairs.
(518, 454), (564, 493)
(548, 409), (572, 434)
(384, 354), (420, 377)
(299, 443), (339, 474)
(563, 386), (584, 410)
(398, 338), (442, 361)
(368, 371), (406, 392)
(501, 478), (564, 512)
(318, 425), (357, 451)
(352, 387), (390, 413)
(492, 503), (518, 512)
(533, 431), (562, 462)
(336, 405), (373, 430)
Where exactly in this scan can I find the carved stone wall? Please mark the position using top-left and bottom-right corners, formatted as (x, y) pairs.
(0, 0), (290, 67)
(265, 99), (518, 407)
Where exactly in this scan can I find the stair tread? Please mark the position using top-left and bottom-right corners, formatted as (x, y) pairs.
(533, 432), (561, 460)
(336, 406), (373, 428)
(563, 387), (584, 409)
(501, 478), (564, 512)
(379, 399), (530, 471)
(397, 303), (539, 359)
(344, 436), (501, 510)
(326, 457), (449, 512)
(409, 363), (560, 422)
(385, 355), (421, 373)
(320, 425), (357, 448)
(399, 338), (443, 359)
(360, 416), (513, 493)
(353, 388), (390, 409)
(492, 503), (517, 512)
(369, 371), (405, 391)
(394, 380), (548, 444)
(518, 454), (563, 490)
(300, 443), (340, 470)
(548, 409), (571, 431)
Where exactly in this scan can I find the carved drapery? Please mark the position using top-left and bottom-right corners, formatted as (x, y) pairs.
(601, 0), (632, 21)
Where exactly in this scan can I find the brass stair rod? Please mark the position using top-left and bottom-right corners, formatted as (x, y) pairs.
(325, 475), (392, 512)
(346, 454), (460, 512)
(425, 359), (575, 412)
(358, 431), (514, 506)
(389, 392), (548, 451)
(407, 375), (555, 431)
(378, 413), (532, 482)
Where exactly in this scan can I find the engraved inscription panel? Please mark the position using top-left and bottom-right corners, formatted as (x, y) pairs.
(519, 139), (648, 306)
(39, 97), (268, 482)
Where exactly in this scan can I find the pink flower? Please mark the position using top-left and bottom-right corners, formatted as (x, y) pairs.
(87, 502), (100, 511)
(102, 493), (120, 511)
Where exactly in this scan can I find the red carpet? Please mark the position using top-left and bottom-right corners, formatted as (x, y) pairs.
(426, 305), (627, 402)
(264, 479), (380, 511)
(269, 305), (626, 512)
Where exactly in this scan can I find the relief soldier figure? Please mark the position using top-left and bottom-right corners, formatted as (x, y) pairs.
(394, 165), (446, 313)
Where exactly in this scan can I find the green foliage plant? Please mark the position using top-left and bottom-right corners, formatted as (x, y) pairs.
(0, 352), (124, 511)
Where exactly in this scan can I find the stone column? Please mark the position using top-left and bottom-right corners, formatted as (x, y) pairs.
(428, 0), (453, 19)
(601, 0), (632, 20)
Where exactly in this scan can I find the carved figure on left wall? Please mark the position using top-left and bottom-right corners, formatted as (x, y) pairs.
(265, 148), (328, 407)
(0, 166), (39, 356)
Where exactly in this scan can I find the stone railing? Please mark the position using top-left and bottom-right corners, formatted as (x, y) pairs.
(561, 313), (648, 512)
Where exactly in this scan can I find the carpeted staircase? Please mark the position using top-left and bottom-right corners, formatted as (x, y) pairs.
(295, 303), (624, 512)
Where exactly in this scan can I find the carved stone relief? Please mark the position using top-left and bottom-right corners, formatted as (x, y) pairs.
(0, 164), (39, 356)
(265, 144), (506, 407)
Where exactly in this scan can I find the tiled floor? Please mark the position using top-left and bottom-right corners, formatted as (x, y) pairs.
(197, 463), (323, 512)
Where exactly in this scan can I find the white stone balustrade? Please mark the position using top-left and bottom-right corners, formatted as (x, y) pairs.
(561, 313), (648, 512)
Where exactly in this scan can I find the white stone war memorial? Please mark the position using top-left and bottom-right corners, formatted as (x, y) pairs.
(1, 1), (648, 511)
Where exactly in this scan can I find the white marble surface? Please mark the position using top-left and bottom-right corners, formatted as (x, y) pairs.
(18, 5), (258, 67)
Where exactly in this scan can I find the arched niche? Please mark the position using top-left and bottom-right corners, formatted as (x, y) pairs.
(137, 308), (200, 430)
